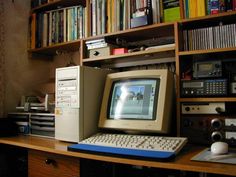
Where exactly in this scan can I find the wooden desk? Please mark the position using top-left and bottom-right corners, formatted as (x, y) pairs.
(0, 135), (235, 176)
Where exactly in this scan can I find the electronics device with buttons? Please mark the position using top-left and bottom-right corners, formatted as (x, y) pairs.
(181, 102), (226, 114)
(181, 79), (227, 97)
(180, 116), (236, 146)
(193, 60), (222, 78)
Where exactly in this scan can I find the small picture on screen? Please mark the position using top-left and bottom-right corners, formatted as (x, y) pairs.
(109, 79), (159, 120)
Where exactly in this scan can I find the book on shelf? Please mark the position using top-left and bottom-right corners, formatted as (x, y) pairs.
(36, 13), (44, 48)
(197, 0), (206, 16)
(130, 0), (153, 28)
(210, 0), (220, 14)
(30, 13), (36, 49)
(163, 0), (180, 22)
(184, 0), (205, 18)
(42, 13), (48, 47)
(152, 0), (161, 23)
(206, 0), (211, 15)
(219, 0), (226, 12)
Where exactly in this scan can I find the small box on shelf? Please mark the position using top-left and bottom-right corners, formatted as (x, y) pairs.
(112, 48), (128, 55)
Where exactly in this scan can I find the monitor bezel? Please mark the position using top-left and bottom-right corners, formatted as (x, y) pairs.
(98, 69), (173, 134)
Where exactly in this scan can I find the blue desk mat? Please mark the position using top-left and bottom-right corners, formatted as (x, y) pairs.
(191, 148), (236, 164)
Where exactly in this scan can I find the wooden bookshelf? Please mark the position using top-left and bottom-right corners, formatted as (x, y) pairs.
(26, 1), (236, 175)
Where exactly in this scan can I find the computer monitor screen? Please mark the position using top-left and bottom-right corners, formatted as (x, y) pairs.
(109, 79), (159, 120)
(99, 69), (174, 134)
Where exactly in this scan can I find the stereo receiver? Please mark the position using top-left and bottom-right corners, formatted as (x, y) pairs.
(181, 116), (236, 146)
(181, 102), (225, 114)
(181, 79), (227, 97)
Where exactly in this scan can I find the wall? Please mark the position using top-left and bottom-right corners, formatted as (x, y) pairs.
(2, 1), (82, 116)
(4, 0), (52, 115)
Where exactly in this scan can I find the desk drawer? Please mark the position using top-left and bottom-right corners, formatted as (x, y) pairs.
(28, 150), (80, 177)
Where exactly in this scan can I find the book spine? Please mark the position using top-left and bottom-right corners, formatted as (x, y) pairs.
(156, 0), (161, 23)
(233, 0), (236, 10)
(101, 0), (106, 34)
(147, 0), (153, 24)
(84, 7), (88, 38)
(97, 0), (102, 35)
(74, 7), (78, 40)
(152, 0), (157, 23)
(120, 0), (124, 30)
(67, 8), (72, 41)
(225, 0), (233, 11)
(42, 13), (48, 47)
(54, 11), (59, 44)
(210, 0), (219, 14)
(63, 8), (67, 42)
(163, 0), (180, 22)
(116, 0), (120, 31)
(30, 13), (36, 49)
(36, 13), (43, 48)
(189, 0), (197, 18)
(206, 0), (211, 15)
(197, 0), (206, 17)
(92, 0), (97, 36)
(184, 0), (189, 18)
(219, 0), (226, 12)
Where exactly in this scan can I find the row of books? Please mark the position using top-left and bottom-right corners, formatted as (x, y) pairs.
(90, 0), (180, 36)
(184, 0), (236, 19)
(183, 23), (236, 51)
(31, 0), (54, 8)
(30, 5), (87, 49)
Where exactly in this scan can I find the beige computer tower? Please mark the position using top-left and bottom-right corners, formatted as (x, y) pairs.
(55, 66), (112, 142)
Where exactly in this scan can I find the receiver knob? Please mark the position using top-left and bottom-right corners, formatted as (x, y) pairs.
(211, 118), (222, 130)
(185, 107), (190, 112)
(211, 131), (223, 142)
(215, 107), (224, 114)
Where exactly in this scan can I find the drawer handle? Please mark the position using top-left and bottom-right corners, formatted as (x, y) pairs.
(45, 158), (56, 165)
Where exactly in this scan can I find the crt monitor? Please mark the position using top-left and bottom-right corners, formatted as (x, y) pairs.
(99, 69), (174, 134)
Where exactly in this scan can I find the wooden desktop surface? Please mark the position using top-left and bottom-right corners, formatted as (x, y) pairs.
(0, 135), (235, 176)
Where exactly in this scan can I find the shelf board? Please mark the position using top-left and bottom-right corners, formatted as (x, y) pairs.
(180, 11), (236, 24)
(179, 47), (236, 56)
(82, 46), (176, 68)
(31, 0), (86, 13)
(83, 22), (175, 41)
(28, 40), (81, 55)
(178, 97), (236, 102)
